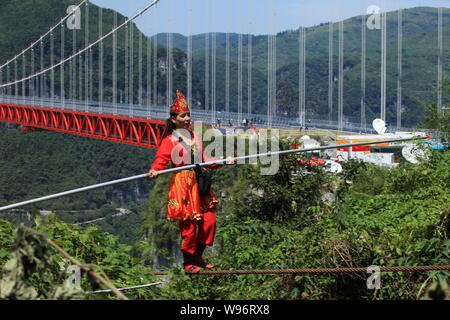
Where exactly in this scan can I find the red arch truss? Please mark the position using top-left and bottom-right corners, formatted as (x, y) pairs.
(0, 103), (167, 149)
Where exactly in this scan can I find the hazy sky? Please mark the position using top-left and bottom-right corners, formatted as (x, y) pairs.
(88, 0), (449, 36)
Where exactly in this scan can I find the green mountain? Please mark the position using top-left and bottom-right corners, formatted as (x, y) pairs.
(153, 7), (450, 127)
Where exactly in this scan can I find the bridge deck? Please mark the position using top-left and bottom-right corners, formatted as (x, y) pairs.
(0, 102), (167, 149)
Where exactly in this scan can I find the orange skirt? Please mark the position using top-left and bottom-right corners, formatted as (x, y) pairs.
(166, 170), (219, 222)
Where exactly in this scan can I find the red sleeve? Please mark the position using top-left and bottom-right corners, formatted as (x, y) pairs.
(150, 136), (174, 171)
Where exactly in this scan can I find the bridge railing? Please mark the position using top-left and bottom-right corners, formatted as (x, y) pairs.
(0, 94), (426, 134)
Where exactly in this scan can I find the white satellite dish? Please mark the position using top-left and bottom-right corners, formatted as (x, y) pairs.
(401, 143), (429, 164)
(303, 139), (321, 149)
(372, 118), (387, 135)
(325, 161), (343, 174)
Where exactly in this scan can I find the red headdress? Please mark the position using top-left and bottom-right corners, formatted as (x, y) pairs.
(170, 90), (190, 114)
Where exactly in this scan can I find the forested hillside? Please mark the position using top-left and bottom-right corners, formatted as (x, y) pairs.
(142, 143), (449, 299)
(0, 123), (155, 243)
(1, 138), (447, 300)
(0, 123), (154, 208)
(0, 108), (448, 300)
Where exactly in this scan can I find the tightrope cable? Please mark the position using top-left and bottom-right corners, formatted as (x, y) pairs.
(148, 265), (450, 276)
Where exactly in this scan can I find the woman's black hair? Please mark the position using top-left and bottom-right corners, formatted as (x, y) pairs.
(166, 112), (178, 134)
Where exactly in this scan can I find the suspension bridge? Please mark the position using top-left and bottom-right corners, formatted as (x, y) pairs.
(0, 0), (446, 149)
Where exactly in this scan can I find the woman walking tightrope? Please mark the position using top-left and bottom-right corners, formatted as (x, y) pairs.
(148, 91), (235, 273)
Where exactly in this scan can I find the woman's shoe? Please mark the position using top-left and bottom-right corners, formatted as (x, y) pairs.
(184, 264), (201, 273)
(196, 259), (214, 269)
(182, 252), (201, 273)
(194, 244), (214, 269)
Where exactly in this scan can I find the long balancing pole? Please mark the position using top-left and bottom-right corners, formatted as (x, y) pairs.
(0, 136), (426, 212)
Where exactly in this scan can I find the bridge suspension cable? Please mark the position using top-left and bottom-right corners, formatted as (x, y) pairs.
(299, 25), (306, 127)
(0, 0), (162, 89)
(152, 15), (158, 109)
(211, 0), (217, 124)
(204, 4), (210, 115)
(99, 6), (104, 114)
(61, 22), (65, 109)
(0, 0), (88, 72)
(84, 2), (89, 112)
(225, 19), (230, 116)
(125, 23), (129, 106)
(437, 4), (444, 114)
(361, 10), (366, 130)
(328, 21), (334, 124)
(336, 0), (346, 132)
(267, 0), (277, 128)
(146, 29), (151, 118)
(166, 0), (173, 112)
(139, 27), (143, 109)
(248, 0), (253, 117)
(338, 19), (344, 132)
(397, 4), (403, 129)
(187, 0), (193, 109)
(380, 0), (387, 122)
(237, 1), (243, 124)
(71, 14), (77, 108)
(113, 11), (118, 115)
(129, 15), (134, 117)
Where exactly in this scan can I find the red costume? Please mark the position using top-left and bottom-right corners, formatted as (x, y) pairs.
(150, 91), (222, 271)
(150, 130), (220, 224)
